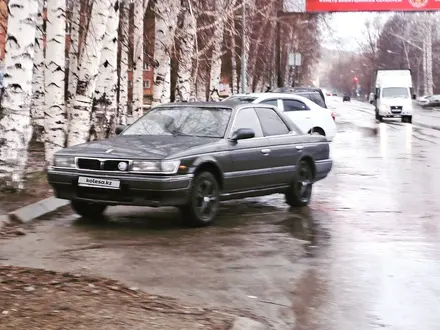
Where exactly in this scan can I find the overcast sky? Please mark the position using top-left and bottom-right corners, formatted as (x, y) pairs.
(321, 12), (391, 52)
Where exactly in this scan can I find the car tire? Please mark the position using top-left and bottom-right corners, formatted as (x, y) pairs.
(71, 200), (107, 218)
(180, 172), (220, 227)
(310, 128), (325, 136)
(402, 115), (412, 124)
(285, 160), (313, 207)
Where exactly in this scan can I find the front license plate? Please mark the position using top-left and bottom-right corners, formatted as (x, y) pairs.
(78, 176), (120, 189)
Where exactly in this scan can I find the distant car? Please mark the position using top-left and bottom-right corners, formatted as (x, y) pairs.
(343, 95), (351, 102)
(417, 95), (432, 106)
(422, 95), (440, 108)
(332, 93), (337, 96)
(223, 93), (337, 141)
(47, 102), (333, 227)
(270, 87), (328, 109)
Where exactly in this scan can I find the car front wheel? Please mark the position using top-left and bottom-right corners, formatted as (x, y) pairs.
(71, 200), (107, 218)
(285, 160), (313, 207)
(180, 172), (220, 227)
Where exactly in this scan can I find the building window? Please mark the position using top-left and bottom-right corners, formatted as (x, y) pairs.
(143, 63), (151, 71)
(128, 81), (132, 88)
(143, 79), (151, 89)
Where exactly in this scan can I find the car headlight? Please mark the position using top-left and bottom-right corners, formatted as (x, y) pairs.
(379, 104), (389, 111)
(131, 160), (180, 174)
(52, 156), (76, 168)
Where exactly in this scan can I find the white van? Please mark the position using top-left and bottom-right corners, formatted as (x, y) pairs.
(372, 69), (415, 123)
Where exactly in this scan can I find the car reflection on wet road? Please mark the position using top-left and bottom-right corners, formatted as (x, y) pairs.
(2, 99), (440, 329)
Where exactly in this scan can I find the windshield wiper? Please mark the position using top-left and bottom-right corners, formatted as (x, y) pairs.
(167, 129), (190, 137)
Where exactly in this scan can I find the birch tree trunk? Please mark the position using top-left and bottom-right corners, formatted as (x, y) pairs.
(91, 0), (120, 140)
(422, 38), (427, 95)
(175, 0), (196, 102)
(117, 0), (129, 125)
(208, 0), (226, 101)
(132, 0), (148, 119)
(152, 0), (180, 106)
(66, 0), (80, 111)
(44, 0), (67, 164)
(67, 0), (114, 146)
(31, 0), (45, 142)
(230, 27), (238, 94)
(0, 0), (39, 188)
(425, 19), (433, 96)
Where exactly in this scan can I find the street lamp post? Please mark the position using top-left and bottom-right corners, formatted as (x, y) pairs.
(241, 0), (247, 94)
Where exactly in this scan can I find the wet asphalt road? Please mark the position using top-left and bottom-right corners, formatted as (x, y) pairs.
(2, 98), (440, 329)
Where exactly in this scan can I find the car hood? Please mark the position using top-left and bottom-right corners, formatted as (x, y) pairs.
(57, 135), (221, 159)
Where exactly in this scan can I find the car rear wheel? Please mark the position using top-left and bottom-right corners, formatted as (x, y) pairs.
(180, 172), (220, 227)
(285, 160), (313, 207)
(310, 127), (325, 136)
(71, 200), (107, 218)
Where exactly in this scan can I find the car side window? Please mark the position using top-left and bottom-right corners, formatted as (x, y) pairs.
(311, 94), (325, 108)
(231, 107), (263, 137)
(282, 99), (310, 111)
(255, 108), (290, 136)
(261, 99), (278, 107)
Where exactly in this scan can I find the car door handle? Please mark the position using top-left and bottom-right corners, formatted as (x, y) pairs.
(295, 146), (304, 150)
(261, 148), (271, 155)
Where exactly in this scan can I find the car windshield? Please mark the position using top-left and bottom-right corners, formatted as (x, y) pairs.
(122, 106), (232, 138)
(223, 96), (257, 103)
(382, 87), (409, 98)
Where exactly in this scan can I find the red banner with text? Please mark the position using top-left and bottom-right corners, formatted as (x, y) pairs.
(306, 0), (440, 12)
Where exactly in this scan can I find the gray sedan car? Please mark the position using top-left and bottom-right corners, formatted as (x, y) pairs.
(47, 102), (333, 226)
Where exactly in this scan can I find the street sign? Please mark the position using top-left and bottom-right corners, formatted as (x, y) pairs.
(288, 53), (302, 66)
(284, 0), (440, 12)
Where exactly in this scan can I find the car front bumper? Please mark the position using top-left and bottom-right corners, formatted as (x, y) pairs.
(47, 169), (193, 207)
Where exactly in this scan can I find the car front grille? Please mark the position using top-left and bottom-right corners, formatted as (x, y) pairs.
(76, 158), (130, 171)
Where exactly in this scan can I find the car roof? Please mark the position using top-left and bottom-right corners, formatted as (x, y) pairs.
(154, 101), (239, 109)
(243, 92), (317, 103)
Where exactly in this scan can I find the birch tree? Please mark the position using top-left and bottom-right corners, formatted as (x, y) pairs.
(132, 0), (147, 119)
(44, 0), (67, 164)
(91, 0), (120, 140)
(117, 0), (129, 125)
(30, 0), (45, 142)
(175, 0), (196, 102)
(208, 0), (226, 101)
(66, 0), (80, 111)
(67, 0), (114, 146)
(152, 0), (180, 106)
(0, 0), (39, 189)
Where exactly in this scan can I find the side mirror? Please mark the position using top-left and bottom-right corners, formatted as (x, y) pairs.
(412, 94), (416, 100)
(374, 94), (378, 100)
(230, 128), (255, 141)
(115, 125), (127, 135)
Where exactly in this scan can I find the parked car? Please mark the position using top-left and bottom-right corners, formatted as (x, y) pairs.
(270, 87), (328, 109)
(416, 95), (431, 106)
(223, 93), (337, 141)
(420, 95), (440, 108)
(343, 94), (351, 102)
(47, 103), (333, 226)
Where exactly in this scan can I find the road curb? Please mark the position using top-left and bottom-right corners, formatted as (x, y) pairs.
(230, 317), (268, 330)
(8, 197), (70, 223)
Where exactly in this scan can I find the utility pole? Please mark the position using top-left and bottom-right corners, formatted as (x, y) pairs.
(276, 12), (282, 88)
(241, 0), (247, 94)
